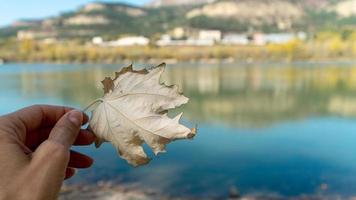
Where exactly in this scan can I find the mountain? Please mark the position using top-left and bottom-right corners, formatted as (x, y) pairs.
(186, 0), (355, 32)
(146, 0), (331, 8)
(330, 0), (356, 17)
(187, 0), (304, 31)
(147, 0), (216, 7)
(1, 2), (188, 39)
(0, 0), (355, 39)
(303, 0), (329, 7)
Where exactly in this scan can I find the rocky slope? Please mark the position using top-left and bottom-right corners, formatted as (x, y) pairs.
(187, 0), (304, 28)
(0, 0), (354, 39)
(147, 0), (216, 7)
(330, 0), (356, 17)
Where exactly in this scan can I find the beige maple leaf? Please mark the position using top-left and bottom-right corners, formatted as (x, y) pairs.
(88, 63), (195, 166)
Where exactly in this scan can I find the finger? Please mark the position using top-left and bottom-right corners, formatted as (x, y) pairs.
(48, 110), (83, 148)
(26, 128), (95, 150)
(68, 150), (93, 169)
(29, 110), (84, 187)
(9, 105), (72, 132)
(4, 105), (88, 142)
(29, 141), (71, 195)
(73, 129), (96, 146)
(65, 167), (76, 180)
(14, 105), (88, 130)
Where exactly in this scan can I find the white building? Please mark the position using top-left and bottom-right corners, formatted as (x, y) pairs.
(264, 33), (296, 44)
(198, 30), (222, 41)
(17, 31), (35, 40)
(253, 33), (306, 45)
(17, 30), (56, 40)
(108, 36), (150, 47)
(91, 36), (150, 47)
(171, 27), (186, 39)
(156, 34), (215, 46)
(222, 34), (249, 45)
(92, 36), (104, 45)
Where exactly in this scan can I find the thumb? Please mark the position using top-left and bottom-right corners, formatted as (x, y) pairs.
(47, 109), (83, 148)
(31, 110), (83, 175)
(28, 110), (83, 199)
(32, 109), (83, 163)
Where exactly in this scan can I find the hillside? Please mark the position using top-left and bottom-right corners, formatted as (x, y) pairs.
(0, 3), (191, 39)
(147, 0), (215, 7)
(187, 0), (304, 32)
(330, 0), (356, 17)
(0, 0), (355, 39)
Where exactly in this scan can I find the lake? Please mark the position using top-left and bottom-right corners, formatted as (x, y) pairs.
(2, 62), (356, 199)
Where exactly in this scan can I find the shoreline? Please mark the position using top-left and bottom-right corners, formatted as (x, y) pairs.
(60, 181), (356, 200)
(2, 59), (356, 66)
(1, 40), (355, 65)
(60, 181), (194, 200)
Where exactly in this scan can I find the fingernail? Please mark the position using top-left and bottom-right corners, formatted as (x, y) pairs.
(68, 110), (82, 126)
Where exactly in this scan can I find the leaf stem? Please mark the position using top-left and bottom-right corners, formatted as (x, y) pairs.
(83, 98), (103, 113)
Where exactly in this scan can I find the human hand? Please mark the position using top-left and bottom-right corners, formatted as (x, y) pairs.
(0, 105), (95, 200)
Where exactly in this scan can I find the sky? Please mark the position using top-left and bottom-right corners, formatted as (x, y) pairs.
(0, 0), (150, 27)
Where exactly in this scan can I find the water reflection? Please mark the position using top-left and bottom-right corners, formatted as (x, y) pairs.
(167, 63), (356, 127)
(2, 63), (356, 199)
(3, 63), (356, 127)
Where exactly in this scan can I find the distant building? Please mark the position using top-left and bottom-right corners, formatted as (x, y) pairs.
(157, 29), (223, 46)
(156, 35), (215, 46)
(198, 30), (222, 41)
(264, 33), (296, 44)
(297, 32), (307, 40)
(158, 29), (306, 46)
(156, 35), (184, 46)
(252, 32), (306, 45)
(92, 36), (104, 45)
(222, 34), (248, 45)
(17, 30), (57, 40)
(171, 27), (186, 39)
(253, 33), (266, 45)
(17, 31), (34, 40)
(110, 36), (149, 46)
(156, 35), (173, 46)
(167, 27), (196, 39)
(93, 36), (150, 47)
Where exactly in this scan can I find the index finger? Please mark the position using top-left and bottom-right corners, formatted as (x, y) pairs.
(5, 105), (88, 140)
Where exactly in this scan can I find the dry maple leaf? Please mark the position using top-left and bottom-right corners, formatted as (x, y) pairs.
(88, 63), (195, 166)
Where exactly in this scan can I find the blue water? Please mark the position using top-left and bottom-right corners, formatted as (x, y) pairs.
(2, 63), (356, 199)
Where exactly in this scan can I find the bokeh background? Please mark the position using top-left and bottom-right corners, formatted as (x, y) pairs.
(1, 0), (356, 199)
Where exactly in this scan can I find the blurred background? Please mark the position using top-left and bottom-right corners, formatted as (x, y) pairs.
(1, 0), (356, 199)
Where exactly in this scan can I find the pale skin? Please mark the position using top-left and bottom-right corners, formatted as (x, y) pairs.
(0, 105), (95, 200)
